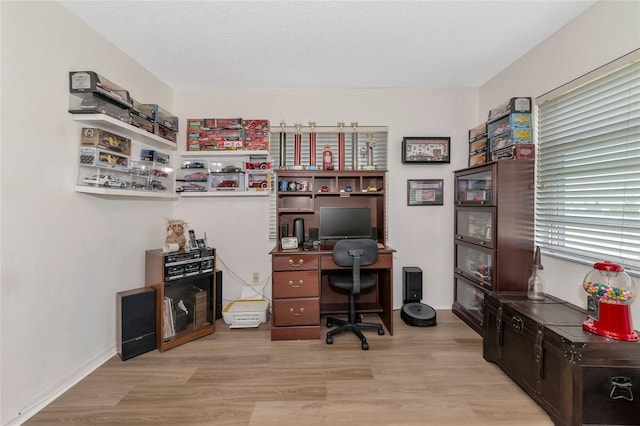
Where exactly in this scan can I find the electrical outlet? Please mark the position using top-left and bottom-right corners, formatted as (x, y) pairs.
(252, 272), (259, 284)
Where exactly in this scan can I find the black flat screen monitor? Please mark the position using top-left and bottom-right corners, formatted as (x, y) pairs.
(319, 207), (372, 240)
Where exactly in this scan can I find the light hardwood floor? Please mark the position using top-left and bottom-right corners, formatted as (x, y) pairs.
(25, 310), (553, 425)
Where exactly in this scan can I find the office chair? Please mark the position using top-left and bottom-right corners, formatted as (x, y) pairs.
(326, 239), (385, 350)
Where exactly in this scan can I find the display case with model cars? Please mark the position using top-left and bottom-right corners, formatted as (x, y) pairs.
(79, 147), (129, 172)
(130, 99), (155, 134)
(69, 71), (133, 124)
(486, 97), (532, 155)
(177, 151), (274, 196)
(135, 103), (178, 144)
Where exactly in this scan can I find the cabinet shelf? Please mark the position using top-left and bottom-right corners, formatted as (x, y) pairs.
(74, 185), (177, 199)
(72, 113), (177, 150)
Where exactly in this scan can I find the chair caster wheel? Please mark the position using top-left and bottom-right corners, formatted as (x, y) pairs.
(326, 336), (333, 344)
(361, 341), (369, 350)
(378, 328), (385, 336)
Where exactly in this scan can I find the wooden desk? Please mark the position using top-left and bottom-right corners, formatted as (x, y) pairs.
(270, 245), (395, 341)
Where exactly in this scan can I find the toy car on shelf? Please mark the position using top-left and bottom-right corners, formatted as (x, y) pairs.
(183, 161), (205, 169)
(222, 165), (242, 173)
(248, 181), (269, 189)
(177, 183), (207, 192)
(130, 180), (149, 190)
(150, 180), (167, 191)
(246, 161), (271, 170)
(148, 169), (169, 178)
(83, 174), (126, 188)
(217, 180), (239, 188)
(183, 172), (209, 181)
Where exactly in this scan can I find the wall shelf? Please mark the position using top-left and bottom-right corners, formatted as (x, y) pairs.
(72, 113), (177, 151)
(74, 185), (177, 199)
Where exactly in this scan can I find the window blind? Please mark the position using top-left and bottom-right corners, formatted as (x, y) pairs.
(535, 51), (640, 271)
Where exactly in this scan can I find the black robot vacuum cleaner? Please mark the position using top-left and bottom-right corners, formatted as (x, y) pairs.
(401, 302), (437, 327)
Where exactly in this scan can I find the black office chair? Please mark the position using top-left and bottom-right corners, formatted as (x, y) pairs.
(326, 239), (385, 350)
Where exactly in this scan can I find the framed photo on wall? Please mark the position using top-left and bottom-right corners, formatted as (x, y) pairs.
(407, 179), (444, 206)
(402, 137), (451, 164)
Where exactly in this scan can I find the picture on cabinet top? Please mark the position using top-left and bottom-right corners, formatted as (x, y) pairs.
(402, 137), (450, 164)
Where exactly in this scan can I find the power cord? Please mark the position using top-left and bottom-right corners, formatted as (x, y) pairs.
(216, 255), (272, 309)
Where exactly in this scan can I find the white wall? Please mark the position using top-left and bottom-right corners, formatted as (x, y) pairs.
(480, 0), (640, 322)
(1, 2), (174, 424)
(172, 88), (477, 311)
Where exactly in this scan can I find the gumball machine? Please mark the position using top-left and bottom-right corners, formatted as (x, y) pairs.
(582, 261), (638, 341)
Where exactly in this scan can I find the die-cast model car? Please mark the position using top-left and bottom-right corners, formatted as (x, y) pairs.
(83, 174), (126, 188)
(176, 183), (207, 192)
(184, 172), (209, 181)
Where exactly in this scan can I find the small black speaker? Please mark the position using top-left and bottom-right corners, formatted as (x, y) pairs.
(403, 266), (423, 303)
(371, 227), (379, 241)
(215, 269), (223, 320)
(117, 287), (156, 361)
(309, 228), (318, 241)
(280, 224), (288, 238)
(293, 218), (304, 244)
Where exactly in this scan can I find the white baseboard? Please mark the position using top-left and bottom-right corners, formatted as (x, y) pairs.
(4, 346), (115, 426)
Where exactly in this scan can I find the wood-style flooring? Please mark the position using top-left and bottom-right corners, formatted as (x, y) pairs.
(25, 310), (553, 425)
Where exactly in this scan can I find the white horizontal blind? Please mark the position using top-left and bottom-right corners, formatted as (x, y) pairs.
(268, 126), (389, 240)
(536, 53), (640, 270)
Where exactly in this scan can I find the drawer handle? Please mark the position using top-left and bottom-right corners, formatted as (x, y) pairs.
(512, 316), (524, 334)
(288, 280), (304, 287)
(610, 376), (634, 401)
(288, 258), (304, 267)
(289, 307), (305, 316)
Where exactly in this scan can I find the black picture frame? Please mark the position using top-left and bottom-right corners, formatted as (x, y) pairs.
(407, 179), (444, 206)
(402, 137), (451, 164)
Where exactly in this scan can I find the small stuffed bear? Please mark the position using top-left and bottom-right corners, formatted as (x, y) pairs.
(165, 219), (189, 252)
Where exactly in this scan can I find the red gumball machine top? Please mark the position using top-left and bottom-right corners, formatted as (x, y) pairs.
(583, 261), (637, 305)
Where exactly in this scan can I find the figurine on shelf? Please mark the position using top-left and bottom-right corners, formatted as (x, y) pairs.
(323, 144), (334, 171)
(164, 218), (190, 253)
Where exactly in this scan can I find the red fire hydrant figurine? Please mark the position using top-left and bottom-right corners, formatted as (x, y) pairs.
(322, 144), (334, 171)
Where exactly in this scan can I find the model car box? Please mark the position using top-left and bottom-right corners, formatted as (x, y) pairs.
(202, 128), (243, 142)
(204, 118), (243, 130)
(202, 140), (243, 151)
(469, 137), (488, 154)
(130, 111), (155, 134)
(81, 127), (131, 156)
(69, 71), (133, 108)
(487, 97), (532, 122)
(244, 119), (270, 131)
(77, 167), (128, 189)
(68, 92), (132, 125)
(468, 150), (488, 167)
(491, 143), (535, 161)
(490, 129), (533, 152)
(210, 172), (244, 192)
(187, 119), (206, 130)
(137, 104), (178, 132)
(140, 149), (170, 165)
(246, 173), (271, 191)
(176, 182), (208, 193)
(79, 147), (129, 172)
(487, 113), (532, 138)
(186, 141), (204, 151)
(468, 122), (487, 142)
(154, 123), (177, 143)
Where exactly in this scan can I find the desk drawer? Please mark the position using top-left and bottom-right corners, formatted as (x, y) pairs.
(320, 253), (392, 269)
(273, 254), (319, 271)
(273, 298), (320, 326)
(273, 271), (319, 298)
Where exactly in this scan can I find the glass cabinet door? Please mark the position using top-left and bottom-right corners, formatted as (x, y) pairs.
(454, 164), (494, 205)
(454, 275), (487, 327)
(455, 207), (496, 248)
(454, 241), (494, 288)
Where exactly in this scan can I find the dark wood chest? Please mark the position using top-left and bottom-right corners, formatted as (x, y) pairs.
(484, 292), (640, 425)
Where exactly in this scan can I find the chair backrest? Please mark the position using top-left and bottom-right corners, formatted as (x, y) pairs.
(332, 239), (379, 294)
(332, 239), (379, 267)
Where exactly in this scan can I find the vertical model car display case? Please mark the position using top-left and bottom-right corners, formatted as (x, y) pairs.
(452, 159), (534, 335)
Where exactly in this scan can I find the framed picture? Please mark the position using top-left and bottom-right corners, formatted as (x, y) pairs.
(407, 179), (444, 206)
(402, 137), (451, 164)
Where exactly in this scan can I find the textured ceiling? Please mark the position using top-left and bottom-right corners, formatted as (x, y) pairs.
(59, 0), (597, 90)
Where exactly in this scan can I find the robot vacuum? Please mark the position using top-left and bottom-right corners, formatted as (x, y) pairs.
(401, 302), (437, 327)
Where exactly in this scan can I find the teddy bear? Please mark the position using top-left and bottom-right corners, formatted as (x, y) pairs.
(165, 218), (189, 252)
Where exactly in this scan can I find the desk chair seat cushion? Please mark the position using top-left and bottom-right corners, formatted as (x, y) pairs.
(329, 272), (375, 292)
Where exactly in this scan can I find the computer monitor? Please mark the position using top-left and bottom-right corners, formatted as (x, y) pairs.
(319, 206), (372, 240)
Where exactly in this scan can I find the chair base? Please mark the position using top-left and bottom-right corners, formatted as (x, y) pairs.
(326, 315), (385, 350)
